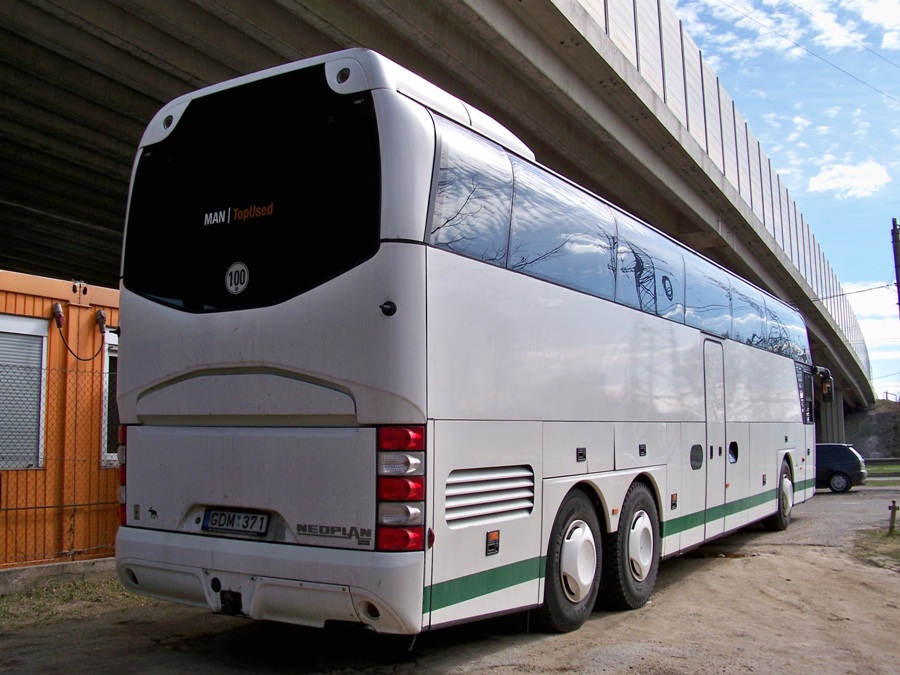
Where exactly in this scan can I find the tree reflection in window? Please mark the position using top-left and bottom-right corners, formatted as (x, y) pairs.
(508, 158), (617, 299)
(684, 251), (732, 337)
(429, 118), (513, 266)
(425, 116), (811, 365)
(731, 277), (767, 348)
(615, 214), (684, 322)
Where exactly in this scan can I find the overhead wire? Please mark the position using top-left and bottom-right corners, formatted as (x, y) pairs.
(711, 0), (900, 104)
(779, 0), (900, 72)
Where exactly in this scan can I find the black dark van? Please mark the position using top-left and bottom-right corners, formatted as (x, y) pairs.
(815, 443), (867, 493)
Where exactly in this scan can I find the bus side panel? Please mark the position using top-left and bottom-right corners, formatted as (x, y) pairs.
(427, 420), (543, 628)
(747, 424), (794, 522)
(724, 341), (802, 427)
(673, 422), (707, 552)
(801, 424), (816, 500)
(725, 340), (807, 518)
(723, 421), (751, 532)
(425, 250), (704, 424)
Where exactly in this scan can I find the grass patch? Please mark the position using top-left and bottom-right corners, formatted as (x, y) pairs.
(0, 577), (159, 629)
(862, 477), (900, 488)
(853, 528), (900, 572)
(866, 463), (900, 476)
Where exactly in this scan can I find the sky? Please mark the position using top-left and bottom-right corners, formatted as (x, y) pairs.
(669, 0), (900, 402)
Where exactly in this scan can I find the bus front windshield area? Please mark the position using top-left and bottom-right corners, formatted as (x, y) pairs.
(123, 64), (381, 313)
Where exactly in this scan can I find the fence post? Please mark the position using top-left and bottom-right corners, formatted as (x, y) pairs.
(890, 501), (898, 535)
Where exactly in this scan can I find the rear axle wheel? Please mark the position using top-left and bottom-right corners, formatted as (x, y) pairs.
(538, 490), (601, 632)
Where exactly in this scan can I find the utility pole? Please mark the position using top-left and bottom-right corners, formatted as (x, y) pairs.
(894, 218), (900, 322)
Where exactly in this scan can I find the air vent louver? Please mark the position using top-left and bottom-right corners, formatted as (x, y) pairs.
(445, 465), (534, 528)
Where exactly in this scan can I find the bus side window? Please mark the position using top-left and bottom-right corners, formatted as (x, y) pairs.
(429, 119), (513, 267)
(614, 213), (684, 322)
(507, 158), (617, 301)
(684, 251), (732, 338)
(731, 278), (766, 349)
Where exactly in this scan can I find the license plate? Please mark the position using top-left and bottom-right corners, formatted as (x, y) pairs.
(203, 509), (270, 536)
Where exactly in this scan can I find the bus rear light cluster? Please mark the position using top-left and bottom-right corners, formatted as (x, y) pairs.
(117, 425), (128, 526)
(376, 425), (425, 552)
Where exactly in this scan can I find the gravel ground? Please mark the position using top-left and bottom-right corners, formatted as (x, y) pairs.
(1, 484), (898, 674)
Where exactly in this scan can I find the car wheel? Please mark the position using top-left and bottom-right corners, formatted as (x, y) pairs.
(597, 482), (660, 610)
(828, 472), (851, 493)
(538, 490), (602, 632)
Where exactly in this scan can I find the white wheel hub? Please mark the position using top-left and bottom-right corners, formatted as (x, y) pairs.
(780, 474), (794, 516)
(628, 510), (654, 582)
(559, 519), (596, 603)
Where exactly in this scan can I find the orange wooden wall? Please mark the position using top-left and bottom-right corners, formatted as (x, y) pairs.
(1, 271), (120, 566)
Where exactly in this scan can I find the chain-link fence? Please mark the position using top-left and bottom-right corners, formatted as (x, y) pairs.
(1, 364), (118, 567)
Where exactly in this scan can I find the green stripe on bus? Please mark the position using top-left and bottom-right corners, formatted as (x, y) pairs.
(426, 557), (545, 612)
(426, 486), (814, 613)
(661, 481), (815, 538)
(661, 488), (778, 537)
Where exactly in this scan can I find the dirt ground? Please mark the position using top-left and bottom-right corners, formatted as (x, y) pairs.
(1, 484), (899, 674)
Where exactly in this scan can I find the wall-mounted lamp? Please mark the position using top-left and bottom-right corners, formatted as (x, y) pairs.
(51, 302), (65, 329)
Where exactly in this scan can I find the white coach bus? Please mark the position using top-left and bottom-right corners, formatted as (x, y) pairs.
(115, 48), (824, 638)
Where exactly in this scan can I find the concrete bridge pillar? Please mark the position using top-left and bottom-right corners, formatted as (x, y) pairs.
(817, 388), (846, 443)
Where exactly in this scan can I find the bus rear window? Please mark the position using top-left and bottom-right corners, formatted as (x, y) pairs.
(123, 64), (381, 312)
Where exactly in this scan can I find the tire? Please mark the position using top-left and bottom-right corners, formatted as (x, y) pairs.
(538, 490), (602, 633)
(597, 482), (660, 611)
(763, 459), (793, 531)
(828, 472), (851, 493)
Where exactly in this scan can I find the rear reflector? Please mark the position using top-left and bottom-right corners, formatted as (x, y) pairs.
(377, 426), (425, 451)
(378, 476), (425, 501)
(376, 526), (425, 552)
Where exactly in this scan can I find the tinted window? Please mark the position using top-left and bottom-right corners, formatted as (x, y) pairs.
(124, 65), (381, 312)
(614, 213), (684, 322)
(684, 252), (732, 337)
(731, 277), (767, 347)
(797, 364), (814, 425)
(818, 446), (835, 462)
(763, 299), (809, 362)
(430, 119), (513, 266)
(782, 305), (812, 364)
(508, 159), (617, 299)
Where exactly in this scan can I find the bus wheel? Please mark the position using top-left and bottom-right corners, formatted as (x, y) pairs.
(598, 482), (659, 610)
(764, 459), (793, 531)
(538, 490), (601, 633)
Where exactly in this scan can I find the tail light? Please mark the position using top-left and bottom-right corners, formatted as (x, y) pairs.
(376, 426), (425, 552)
(117, 425), (128, 526)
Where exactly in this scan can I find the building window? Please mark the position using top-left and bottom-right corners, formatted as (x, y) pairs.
(0, 315), (48, 469)
(101, 332), (118, 467)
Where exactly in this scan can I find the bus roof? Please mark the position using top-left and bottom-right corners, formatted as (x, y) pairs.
(137, 48), (535, 161)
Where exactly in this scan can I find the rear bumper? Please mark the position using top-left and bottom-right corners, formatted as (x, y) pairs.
(116, 527), (425, 634)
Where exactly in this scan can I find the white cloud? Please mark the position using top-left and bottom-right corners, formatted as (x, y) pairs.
(807, 160), (891, 197)
(847, 283), (898, 318)
(846, 284), (900, 397)
(844, 0), (900, 40)
(808, 10), (867, 50)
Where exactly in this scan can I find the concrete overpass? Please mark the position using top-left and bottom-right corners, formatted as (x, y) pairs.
(0, 0), (874, 435)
